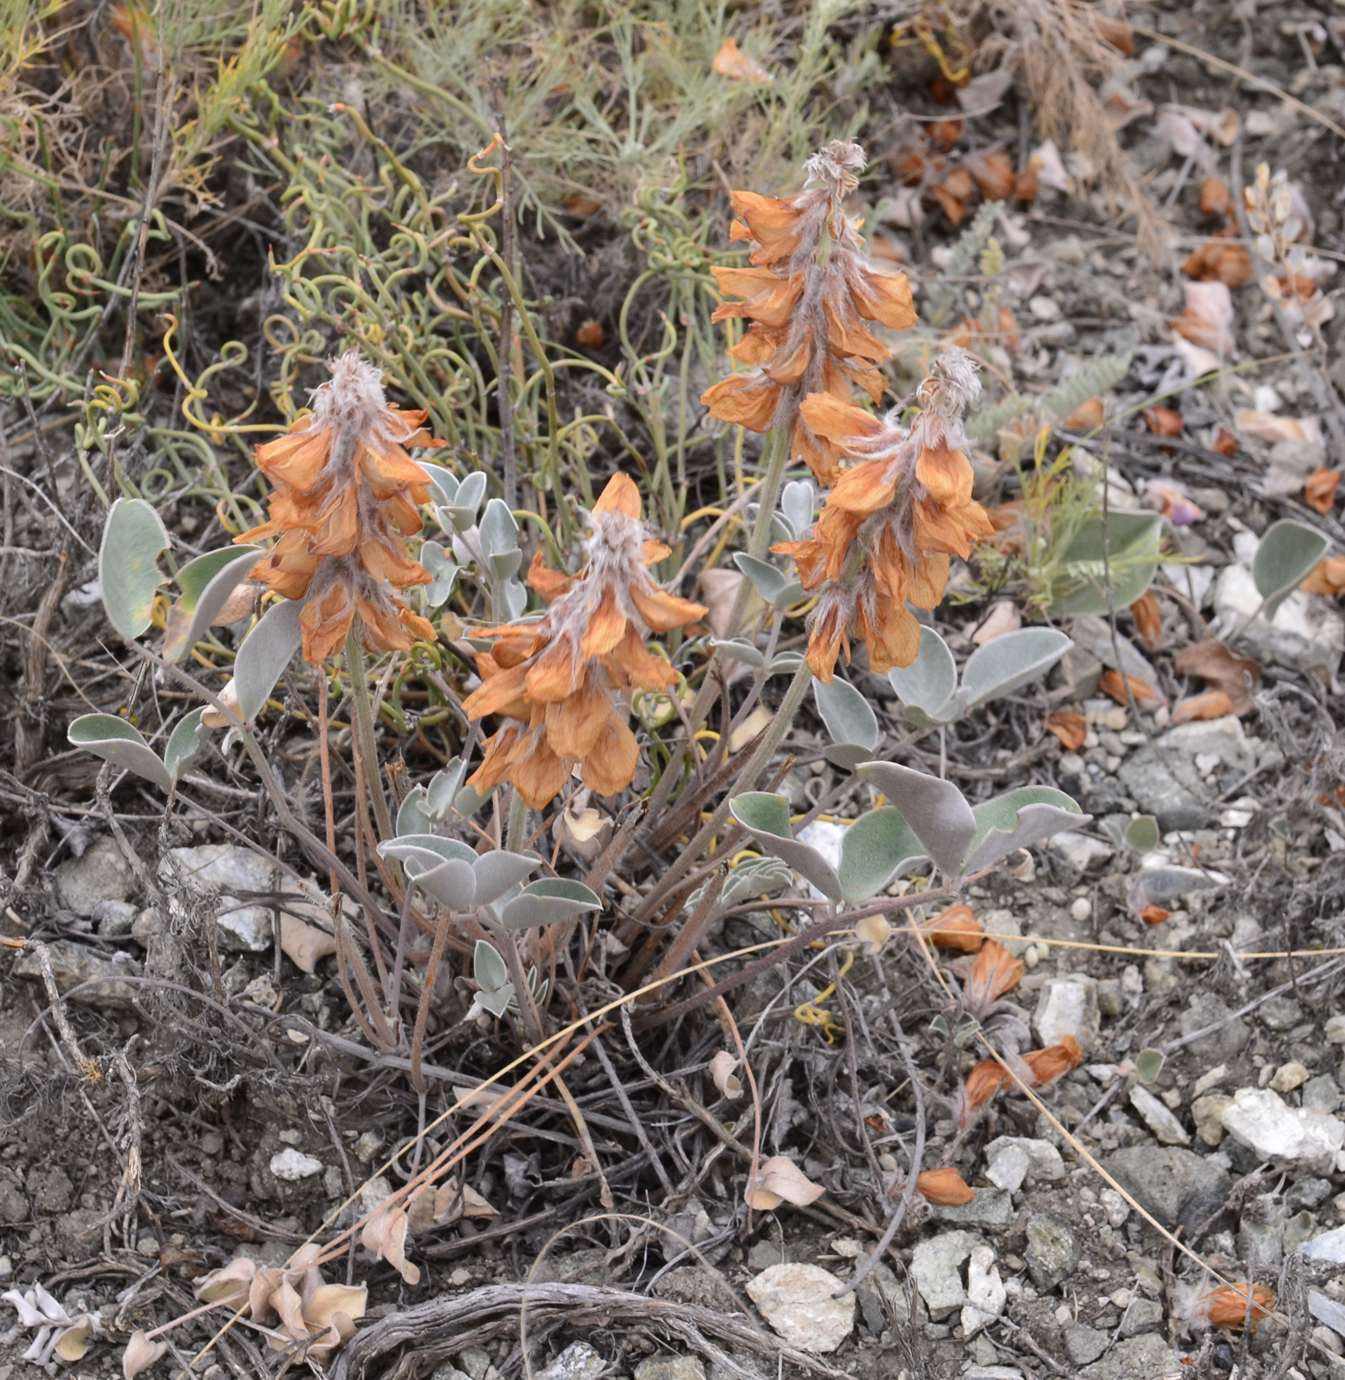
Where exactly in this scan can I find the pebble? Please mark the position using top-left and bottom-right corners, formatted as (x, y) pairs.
(1099, 1189), (1131, 1227)
(910, 1231), (979, 1316)
(1128, 1085), (1190, 1145)
(985, 1138), (1065, 1191)
(1050, 832), (1113, 872)
(1301, 1226), (1345, 1264)
(1119, 1298), (1164, 1337)
(1271, 1061), (1310, 1093)
(1192, 1094), (1232, 1147)
(1221, 1088), (1345, 1166)
(1327, 1015), (1345, 1045)
(54, 837), (137, 916)
(269, 1148), (323, 1182)
(1193, 1065), (1228, 1095)
(1080, 1334), (1178, 1379)
(634, 1360), (706, 1380)
(1024, 1212), (1080, 1290)
(1034, 976), (1100, 1050)
(536, 1343), (605, 1380)
(745, 1264), (855, 1353)
(934, 1188), (1014, 1228)
(1215, 562), (1345, 675)
(13, 940), (142, 1010)
(961, 1246), (1006, 1336)
(163, 844), (279, 951)
(985, 1143), (1031, 1195)
(1065, 1324), (1109, 1366)
(1104, 1146), (1229, 1232)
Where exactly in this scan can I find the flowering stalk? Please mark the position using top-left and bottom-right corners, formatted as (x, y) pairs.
(774, 348), (993, 680)
(237, 351), (441, 664)
(701, 140), (917, 560)
(464, 473), (706, 809)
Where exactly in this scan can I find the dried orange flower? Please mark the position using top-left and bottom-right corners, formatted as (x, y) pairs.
(701, 141), (916, 484)
(1184, 1282), (1275, 1332)
(916, 1167), (975, 1207)
(1045, 708), (1087, 751)
(237, 352), (440, 663)
(1022, 1034), (1084, 1086)
(963, 1034), (1084, 1114)
(962, 939), (1024, 1013)
(1304, 555), (1345, 596)
(921, 903), (983, 953)
(463, 474), (707, 809)
(773, 349), (993, 680)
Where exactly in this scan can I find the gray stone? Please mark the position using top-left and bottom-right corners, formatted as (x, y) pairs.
(985, 1143), (1030, 1195)
(933, 1187), (1014, 1228)
(1215, 563), (1345, 675)
(1238, 1195), (1286, 1272)
(1310, 1289), (1345, 1338)
(13, 940), (142, 1009)
(93, 898), (138, 936)
(1180, 993), (1250, 1063)
(1128, 1085), (1190, 1145)
(985, 1137), (1065, 1190)
(1079, 1334), (1179, 1380)
(164, 844), (279, 951)
(1103, 1146), (1229, 1234)
(1118, 718), (1256, 829)
(963, 1370), (1024, 1380)
(1024, 1212), (1080, 1290)
(269, 1148), (323, 1182)
(536, 1342), (605, 1380)
(745, 1264), (854, 1354)
(1301, 1226), (1345, 1264)
(1050, 832), (1114, 872)
(910, 1231), (979, 1317)
(1119, 1297), (1164, 1337)
(1034, 976), (1100, 1050)
(1221, 1088), (1345, 1166)
(634, 1360), (705, 1380)
(1305, 1076), (1341, 1115)
(54, 837), (137, 915)
(1064, 1324), (1109, 1366)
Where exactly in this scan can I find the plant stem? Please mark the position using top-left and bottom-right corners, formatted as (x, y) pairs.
(346, 624), (395, 844)
(725, 423), (790, 635)
(505, 787), (529, 853)
(632, 657), (812, 924)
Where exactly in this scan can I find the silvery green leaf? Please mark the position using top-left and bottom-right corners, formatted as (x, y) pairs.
(422, 463), (460, 507)
(838, 807), (926, 903)
(471, 850), (541, 907)
(1253, 518), (1330, 615)
(473, 939), (509, 990)
(480, 498), (520, 557)
(501, 879), (603, 931)
(454, 471), (488, 521)
(163, 546), (260, 661)
(396, 785), (432, 836)
(163, 707), (209, 783)
(67, 714), (171, 790)
(732, 553), (801, 608)
(813, 676), (879, 754)
(720, 856), (795, 907)
(474, 984), (515, 1018)
(501, 577), (527, 620)
(855, 762), (977, 879)
(1134, 1048), (1165, 1084)
(380, 834), (478, 908)
(887, 626), (958, 721)
(768, 651), (805, 675)
(420, 541), (459, 608)
(1124, 815), (1161, 853)
(781, 479), (815, 540)
(487, 549), (523, 583)
(713, 638), (766, 669)
(1129, 863), (1226, 911)
(426, 759), (470, 819)
(962, 786), (1089, 874)
(234, 598), (302, 722)
(1048, 511), (1162, 617)
(99, 497), (170, 639)
(728, 792), (843, 901)
(961, 628), (1072, 710)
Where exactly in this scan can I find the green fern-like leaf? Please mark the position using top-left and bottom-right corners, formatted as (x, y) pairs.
(1041, 351), (1135, 429)
(924, 203), (999, 326)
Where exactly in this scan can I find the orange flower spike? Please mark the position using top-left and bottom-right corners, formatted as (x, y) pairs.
(237, 352), (440, 665)
(702, 142), (917, 483)
(774, 349), (992, 681)
(465, 473), (707, 810)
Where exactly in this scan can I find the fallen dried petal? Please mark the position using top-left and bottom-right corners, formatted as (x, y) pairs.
(922, 903), (983, 953)
(709, 1050), (743, 1099)
(1172, 689), (1236, 723)
(1100, 669), (1162, 708)
(1130, 591), (1163, 650)
(916, 1167), (975, 1206)
(1305, 467), (1341, 514)
(1140, 904), (1170, 925)
(1199, 1282), (1275, 1331)
(746, 1154), (826, 1210)
(711, 36), (772, 84)
(1144, 406), (1183, 437)
(1045, 709), (1087, 751)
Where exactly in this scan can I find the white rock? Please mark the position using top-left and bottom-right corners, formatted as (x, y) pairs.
(1050, 832), (1113, 871)
(1193, 1094), (1232, 1147)
(910, 1231), (979, 1316)
(1100, 1189), (1130, 1227)
(1214, 563), (1345, 675)
(536, 1342), (606, 1380)
(1070, 897), (1092, 922)
(1034, 976), (1100, 1050)
(1221, 1088), (1345, 1165)
(985, 1143), (1031, 1195)
(985, 1137), (1065, 1186)
(1302, 1227), (1345, 1264)
(746, 1264), (855, 1354)
(270, 1148), (323, 1181)
(1328, 1015), (1345, 1045)
(164, 844), (279, 951)
(961, 1246), (1006, 1335)
(1129, 1085), (1190, 1145)
(55, 837), (137, 916)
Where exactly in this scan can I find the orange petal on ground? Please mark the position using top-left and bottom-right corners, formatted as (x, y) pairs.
(964, 1060), (1011, 1110)
(852, 271), (917, 330)
(1023, 1034), (1084, 1086)
(593, 472), (642, 519)
(545, 680), (616, 759)
(527, 549), (574, 602)
(1140, 904), (1169, 925)
(1305, 467), (1341, 514)
(629, 583), (707, 633)
(1099, 668), (1162, 707)
(582, 716), (639, 796)
(1200, 1283), (1275, 1332)
(1130, 591), (1163, 649)
(798, 391), (884, 446)
(916, 443), (974, 506)
(1171, 689), (1235, 723)
(916, 1167), (975, 1207)
(580, 587), (628, 657)
(921, 903), (983, 953)
(525, 642), (579, 703)
(1046, 709), (1087, 750)
(964, 939), (1024, 1009)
